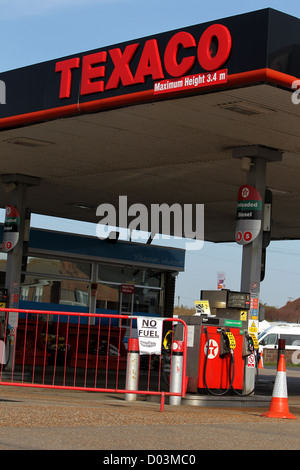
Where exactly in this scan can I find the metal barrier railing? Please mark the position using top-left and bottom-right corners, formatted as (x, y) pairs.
(0, 308), (187, 411)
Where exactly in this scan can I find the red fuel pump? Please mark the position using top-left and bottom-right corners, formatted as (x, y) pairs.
(177, 290), (258, 397)
(197, 325), (253, 395)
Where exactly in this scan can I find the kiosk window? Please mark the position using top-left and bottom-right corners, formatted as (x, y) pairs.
(96, 283), (162, 315)
(25, 257), (91, 279)
(98, 264), (161, 287)
(21, 276), (89, 307)
(133, 287), (160, 314)
(96, 283), (119, 311)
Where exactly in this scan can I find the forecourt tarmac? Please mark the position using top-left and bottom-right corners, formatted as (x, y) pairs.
(0, 366), (299, 451)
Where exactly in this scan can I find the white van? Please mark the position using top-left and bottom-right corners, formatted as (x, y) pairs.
(258, 324), (300, 351)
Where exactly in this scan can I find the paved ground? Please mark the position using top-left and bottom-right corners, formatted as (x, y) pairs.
(0, 366), (299, 454)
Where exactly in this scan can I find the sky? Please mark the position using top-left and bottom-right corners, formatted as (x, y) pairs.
(1, 0), (300, 310)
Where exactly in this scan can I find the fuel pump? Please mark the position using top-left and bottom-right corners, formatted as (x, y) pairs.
(202, 326), (237, 396)
(202, 326), (259, 396)
(175, 289), (260, 397)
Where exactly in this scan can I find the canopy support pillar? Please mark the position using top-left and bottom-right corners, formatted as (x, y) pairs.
(233, 146), (282, 393)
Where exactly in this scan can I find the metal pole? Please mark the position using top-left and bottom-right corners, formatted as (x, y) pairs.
(241, 157), (266, 394)
(169, 340), (183, 405)
(1, 174), (40, 371)
(125, 338), (139, 401)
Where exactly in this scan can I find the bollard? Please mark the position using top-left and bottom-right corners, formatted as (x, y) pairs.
(160, 392), (165, 412)
(277, 339), (285, 367)
(169, 340), (184, 405)
(125, 338), (139, 401)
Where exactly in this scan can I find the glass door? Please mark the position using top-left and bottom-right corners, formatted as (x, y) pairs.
(119, 284), (135, 333)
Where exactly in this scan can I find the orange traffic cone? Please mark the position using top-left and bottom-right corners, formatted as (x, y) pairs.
(258, 350), (264, 369)
(261, 354), (296, 419)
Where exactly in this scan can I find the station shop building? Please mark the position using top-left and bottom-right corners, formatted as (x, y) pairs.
(0, 226), (184, 321)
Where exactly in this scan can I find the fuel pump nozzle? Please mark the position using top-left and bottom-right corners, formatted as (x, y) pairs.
(242, 331), (254, 357)
(219, 328), (230, 357)
(219, 328), (236, 356)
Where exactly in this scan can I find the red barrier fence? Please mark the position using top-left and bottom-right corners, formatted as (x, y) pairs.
(0, 308), (187, 410)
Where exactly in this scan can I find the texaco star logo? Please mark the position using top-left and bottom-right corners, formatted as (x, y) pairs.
(241, 187), (249, 198)
(205, 339), (219, 359)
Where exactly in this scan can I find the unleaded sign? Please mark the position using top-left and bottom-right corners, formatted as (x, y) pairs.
(235, 185), (262, 245)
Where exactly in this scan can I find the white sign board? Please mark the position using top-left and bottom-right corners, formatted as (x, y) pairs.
(247, 353), (256, 368)
(235, 185), (262, 245)
(137, 317), (163, 355)
(0, 340), (6, 365)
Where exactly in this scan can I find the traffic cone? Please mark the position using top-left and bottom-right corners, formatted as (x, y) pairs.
(261, 354), (296, 419)
(258, 350), (264, 369)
